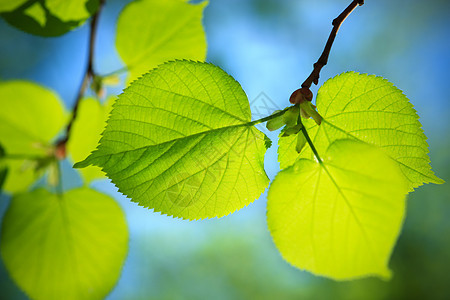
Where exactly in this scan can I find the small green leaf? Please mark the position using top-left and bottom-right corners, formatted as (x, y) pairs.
(266, 111), (285, 131)
(116, 0), (207, 84)
(1, 0), (99, 37)
(295, 133), (306, 153)
(0, 81), (66, 192)
(67, 97), (114, 183)
(1, 187), (128, 300)
(278, 72), (443, 190)
(283, 106), (299, 127)
(268, 139), (409, 280)
(75, 61), (269, 220)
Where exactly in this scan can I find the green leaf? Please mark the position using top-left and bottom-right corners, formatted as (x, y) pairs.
(75, 61), (269, 220)
(67, 97), (114, 183)
(46, 0), (99, 22)
(0, 0), (28, 12)
(0, 81), (66, 192)
(278, 72), (443, 190)
(1, 0), (99, 37)
(1, 187), (128, 300)
(116, 0), (207, 84)
(268, 139), (409, 280)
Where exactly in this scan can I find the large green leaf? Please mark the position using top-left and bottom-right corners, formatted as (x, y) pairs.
(68, 97), (114, 183)
(75, 61), (269, 220)
(278, 72), (443, 190)
(268, 139), (409, 280)
(1, 0), (99, 37)
(0, 81), (66, 192)
(116, 0), (207, 84)
(1, 187), (128, 300)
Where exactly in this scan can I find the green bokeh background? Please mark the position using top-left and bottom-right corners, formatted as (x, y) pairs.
(0, 0), (449, 299)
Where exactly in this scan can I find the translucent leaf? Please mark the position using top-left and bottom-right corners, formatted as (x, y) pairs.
(0, 81), (66, 192)
(278, 72), (443, 190)
(268, 139), (409, 280)
(75, 61), (269, 220)
(68, 97), (114, 183)
(0, 0), (27, 12)
(116, 0), (207, 84)
(1, 0), (99, 37)
(1, 187), (128, 300)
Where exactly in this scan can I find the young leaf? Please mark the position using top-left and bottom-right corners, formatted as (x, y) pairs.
(278, 72), (443, 190)
(116, 0), (207, 84)
(0, 81), (66, 192)
(268, 139), (409, 280)
(0, 187), (128, 300)
(1, 0), (99, 37)
(67, 97), (114, 183)
(75, 61), (270, 220)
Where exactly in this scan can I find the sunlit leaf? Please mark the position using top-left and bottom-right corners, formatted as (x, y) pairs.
(116, 0), (207, 84)
(268, 139), (408, 280)
(1, 187), (128, 300)
(75, 61), (269, 220)
(0, 81), (66, 192)
(68, 97), (114, 183)
(278, 72), (443, 190)
(1, 0), (99, 37)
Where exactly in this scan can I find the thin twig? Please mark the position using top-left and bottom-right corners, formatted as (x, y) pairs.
(56, 0), (106, 155)
(301, 0), (364, 89)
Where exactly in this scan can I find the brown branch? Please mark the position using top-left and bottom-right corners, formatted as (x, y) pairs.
(55, 0), (106, 158)
(301, 0), (364, 89)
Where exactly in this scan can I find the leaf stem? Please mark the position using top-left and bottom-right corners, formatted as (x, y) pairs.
(55, 0), (106, 154)
(301, 0), (364, 89)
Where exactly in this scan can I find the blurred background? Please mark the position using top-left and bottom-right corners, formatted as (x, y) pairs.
(1, 0), (449, 299)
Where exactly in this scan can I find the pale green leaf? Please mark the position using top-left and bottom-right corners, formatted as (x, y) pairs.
(75, 61), (269, 220)
(268, 139), (409, 280)
(68, 97), (114, 183)
(0, 0), (27, 12)
(0, 81), (66, 192)
(278, 72), (443, 190)
(116, 0), (207, 84)
(1, 187), (128, 300)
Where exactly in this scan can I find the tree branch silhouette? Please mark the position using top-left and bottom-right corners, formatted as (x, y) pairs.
(301, 0), (364, 89)
(55, 0), (106, 157)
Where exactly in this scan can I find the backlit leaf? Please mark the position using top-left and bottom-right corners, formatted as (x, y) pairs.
(278, 72), (443, 190)
(268, 139), (409, 280)
(68, 97), (114, 183)
(1, 187), (128, 300)
(75, 61), (269, 220)
(0, 81), (66, 192)
(116, 0), (207, 84)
